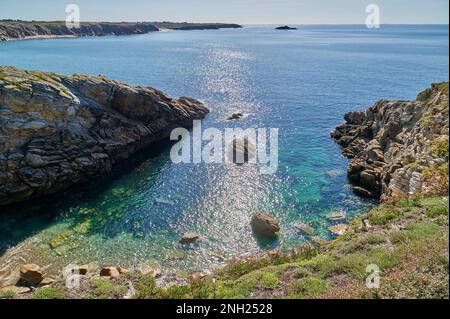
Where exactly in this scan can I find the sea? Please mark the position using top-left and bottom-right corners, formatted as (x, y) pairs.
(0, 24), (448, 274)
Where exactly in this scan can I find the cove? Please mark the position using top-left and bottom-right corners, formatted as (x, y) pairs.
(0, 25), (448, 276)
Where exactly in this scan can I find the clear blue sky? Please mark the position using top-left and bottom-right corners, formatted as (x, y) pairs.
(1, 0), (448, 24)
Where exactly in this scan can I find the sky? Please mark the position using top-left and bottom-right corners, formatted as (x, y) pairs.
(0, 0), (448, 24)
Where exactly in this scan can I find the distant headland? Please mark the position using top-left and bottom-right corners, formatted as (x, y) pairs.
(0, 20), (242, 41)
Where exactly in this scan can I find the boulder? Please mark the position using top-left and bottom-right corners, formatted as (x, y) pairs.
(38, 277), (56, 287)
(352, 186), (373, 197)
(0, 266), (19, 288)
(326, 210), (347, 222)
(251, 212), (280, 236)
(187, 272), (207, 282)
(99, 267), (121, 277)
(329, 224), (348, 237)
(294, 223), (314, 236)
(138, 264), (161, 278)
(19, 264), (43, 287)
(117, 267), (130, 274)
(227, 112), (243, 120)
(179, 232), (200, 245)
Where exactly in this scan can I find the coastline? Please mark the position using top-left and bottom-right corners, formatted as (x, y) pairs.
(0, 77), (448, 298)
(0, 21), (242, 42)
(1, 34), (79, 42)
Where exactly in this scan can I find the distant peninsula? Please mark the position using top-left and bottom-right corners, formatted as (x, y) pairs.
(0, 20), (242, 41)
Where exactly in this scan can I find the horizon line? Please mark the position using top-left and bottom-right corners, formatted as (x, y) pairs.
(0, 19), (448, 26)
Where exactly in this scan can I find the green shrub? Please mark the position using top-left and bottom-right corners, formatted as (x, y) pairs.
(362, 233), (386, 245)
(32, 287), (65, 299)
(90, 278), (127, 299)
(288, 277), (327, 298)
(434, 140), (449, 159)
(0, 290), (16, 299)
(426, 206), (448, 218)
(369, 210), (402, 225)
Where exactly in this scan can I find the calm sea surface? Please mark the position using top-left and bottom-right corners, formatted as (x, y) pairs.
(0, 25), (448, 273)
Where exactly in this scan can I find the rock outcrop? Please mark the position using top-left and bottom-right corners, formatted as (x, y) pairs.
(0, 21), (242, 41)
(0, 21), (159, 41)
(332, 83), (449, 199)
(275, 26), (297, 30)
(0, 66), (209, 207)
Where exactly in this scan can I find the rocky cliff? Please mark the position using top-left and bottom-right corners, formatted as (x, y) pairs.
(0, 22), (160, 41)
(332, 83), (449, 199)
(0, 66), (209, 207)
(0, 21), (242, 41)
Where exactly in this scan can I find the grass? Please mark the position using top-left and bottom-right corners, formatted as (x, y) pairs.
(426, 206), (448, 218)
(433, 139), (449, 159)
(368, 209), (403, 225)
(288, 277), (327, 298)
(90, 278), (128, 299)
(32, 287), (65, 299)
(0, 290), (16, 299)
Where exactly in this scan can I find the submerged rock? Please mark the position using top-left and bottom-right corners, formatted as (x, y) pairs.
(326, 210), (347, 222)
(294, 223), (315, 236)
(251, 212), (280, 237)
(0, 66), (209, 207)
(179, 232), (200, 245)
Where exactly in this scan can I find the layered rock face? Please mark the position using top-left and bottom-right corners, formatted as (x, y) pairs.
(0, 66), (209, 206)
(0, 22), (159, 41)
(0, 21), (242, 41)
(332, 83), (449, 199)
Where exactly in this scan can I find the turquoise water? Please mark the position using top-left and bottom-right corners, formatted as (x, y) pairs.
(0, 25), (448, 274)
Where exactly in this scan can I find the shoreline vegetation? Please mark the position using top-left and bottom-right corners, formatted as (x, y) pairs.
(0, 64), (448, 299)
(0, 20), (242, 41)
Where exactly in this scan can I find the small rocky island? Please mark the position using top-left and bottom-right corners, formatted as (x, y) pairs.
(0, 66), (209, 207)
(276, 25), (298, 30)
(332, 82), (449, 199)
(0, 20), (242, 41)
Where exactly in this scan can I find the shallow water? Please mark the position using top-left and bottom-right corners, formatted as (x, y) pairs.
(0, 25), (448, 274)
